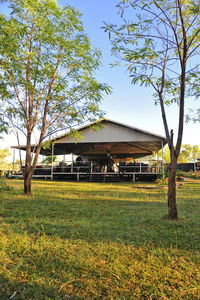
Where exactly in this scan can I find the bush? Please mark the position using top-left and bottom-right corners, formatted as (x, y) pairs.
(176, 176), (185, 182)
(176, 171), (200, 179)
(0, 179), (13, 191)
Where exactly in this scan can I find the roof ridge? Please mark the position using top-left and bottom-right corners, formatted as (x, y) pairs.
(49, 118), (166, 142)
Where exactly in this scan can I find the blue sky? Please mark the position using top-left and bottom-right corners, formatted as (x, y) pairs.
(0, 0), (199, 147)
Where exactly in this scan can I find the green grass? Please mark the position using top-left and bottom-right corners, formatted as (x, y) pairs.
(176, 171), (200, 179)
(0, 179), (200, 299)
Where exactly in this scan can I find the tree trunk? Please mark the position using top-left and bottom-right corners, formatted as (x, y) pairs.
(168, 153), (178, 220)
(23, 146), (42, 195)
(24, 131), (33, 195)
(24, 167), (33, 195)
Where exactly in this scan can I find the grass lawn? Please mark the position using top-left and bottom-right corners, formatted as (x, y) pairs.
(0, 179), (200, 299)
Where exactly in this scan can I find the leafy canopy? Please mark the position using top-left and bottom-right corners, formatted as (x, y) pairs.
(0, 0), (111, 140)
(158, 144), (200, 163)
(105, 0), (199, 220)
(105, 0), (199, 105)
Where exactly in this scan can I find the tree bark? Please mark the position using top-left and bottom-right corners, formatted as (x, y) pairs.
(23, 131), (33, 195)
(23, 126), (45, 195)
(23, 145), (43, 195)
(24, 167), (33, 194)
(168, 151), (178, 220)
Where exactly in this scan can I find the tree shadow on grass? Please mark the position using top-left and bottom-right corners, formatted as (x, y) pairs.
(1, 190), (200, 250)
(1, 181), (200, 300)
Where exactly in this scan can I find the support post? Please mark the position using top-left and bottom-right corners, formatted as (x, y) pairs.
(71, 154), (74, 173)
(139, 162), (142, 173)
(132, 173), (135, 182)
(51, 143), (54, 180)
(161, 141), (165, 179)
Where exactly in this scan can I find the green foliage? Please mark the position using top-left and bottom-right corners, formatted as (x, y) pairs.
(0, 0), (111, 193)
(176, 176), (185, 182)
(0, 147), (11, 170)
(158, 144), (200, 163)
(0, 179), (13, 191)
(187, 108), (200, 123)
(0, 179), (199, 298)
(157, 146), (171, 163)
(105, 0), (200, 105)
(178, 144), (200, 163)
(0, 113), (8, 134)
(41, 155), (57, 166)
(176, 171), (200, 179)
(0, 0), (111, 138)
(105, 1), (199, 218)
(67, 128), (83, 142)
(0, 147), (10, 160)
(105, 0), (200, 174)
(42, 140), (53, 150)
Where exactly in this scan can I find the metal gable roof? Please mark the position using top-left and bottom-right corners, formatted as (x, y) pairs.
(52, 118), (166, 143)
(12, 118), (167, 157)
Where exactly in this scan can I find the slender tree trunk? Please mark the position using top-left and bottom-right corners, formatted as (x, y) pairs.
(24, 147), (43, 195)
(24, 131), (33, 195)
(168, 151), (178, 219)
(24, 167), (33, 194)
(23, 130), (45, 195)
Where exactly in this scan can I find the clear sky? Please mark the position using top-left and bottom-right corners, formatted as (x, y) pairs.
(0, 0), (199, 149)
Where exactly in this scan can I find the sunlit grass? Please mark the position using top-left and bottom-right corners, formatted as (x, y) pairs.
(0, 179), (200, 299)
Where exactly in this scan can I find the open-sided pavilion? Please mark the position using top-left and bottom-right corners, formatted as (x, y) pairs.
(13, 119), (167, 182)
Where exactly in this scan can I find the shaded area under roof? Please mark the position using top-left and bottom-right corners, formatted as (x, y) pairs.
(13, 119), (167, 159)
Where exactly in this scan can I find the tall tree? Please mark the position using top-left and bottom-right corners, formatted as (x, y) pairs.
(105, 0), (200, 219)
(0, 0), (110, 194)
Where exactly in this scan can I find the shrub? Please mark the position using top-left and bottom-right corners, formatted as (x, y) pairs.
(0, 179), (13, 191)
